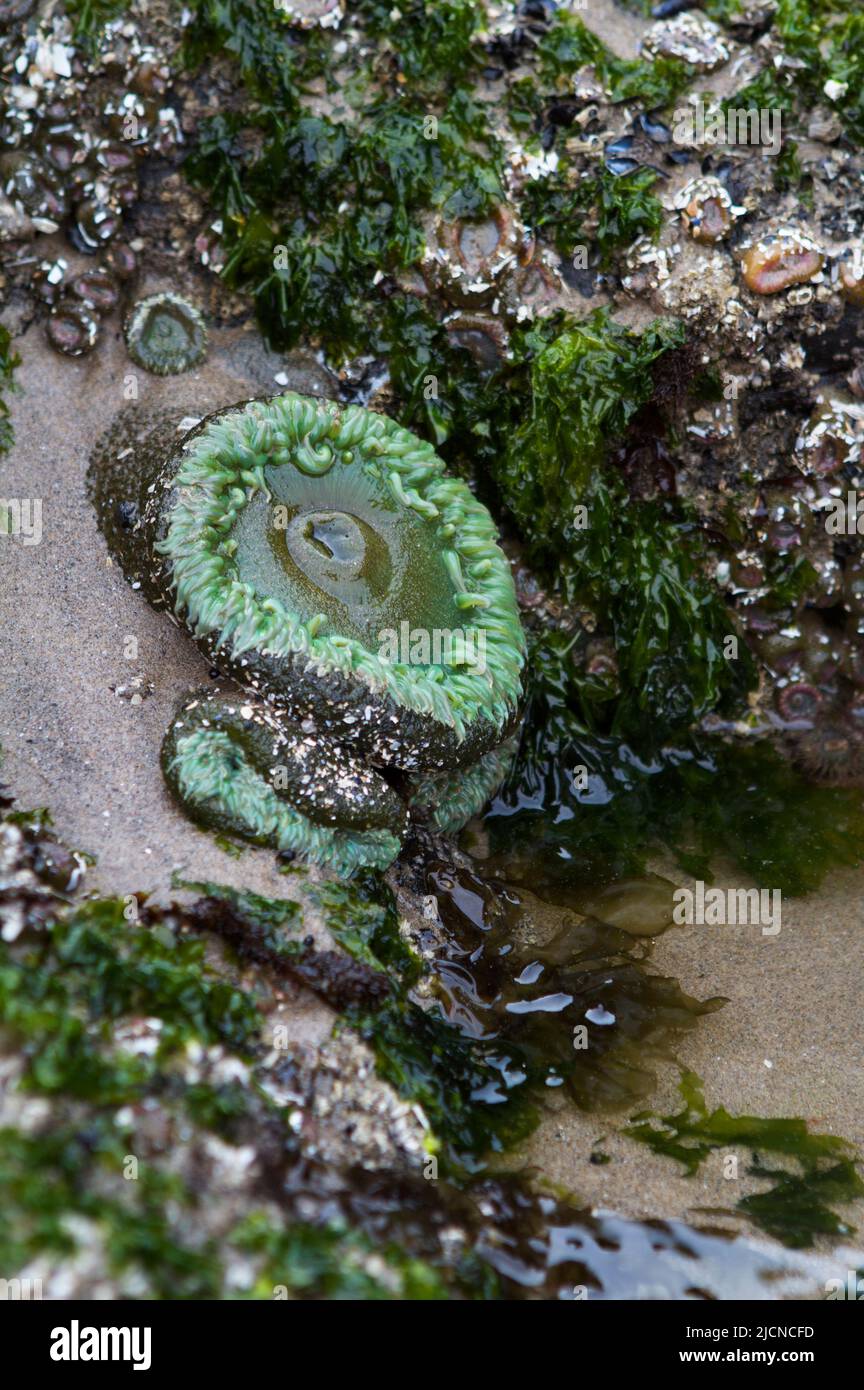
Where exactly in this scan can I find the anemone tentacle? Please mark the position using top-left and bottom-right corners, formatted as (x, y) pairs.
(408, 735), (520, 834)
(162, 694), (406, 875)
(154, 392), (525, 748)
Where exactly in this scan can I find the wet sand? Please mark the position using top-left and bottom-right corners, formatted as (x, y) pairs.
(519, 861), (864, 1238)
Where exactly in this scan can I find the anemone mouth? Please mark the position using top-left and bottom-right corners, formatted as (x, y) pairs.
(156, 392), (525, 738)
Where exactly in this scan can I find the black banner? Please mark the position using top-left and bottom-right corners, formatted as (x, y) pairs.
(3, 1296), (859, 1374)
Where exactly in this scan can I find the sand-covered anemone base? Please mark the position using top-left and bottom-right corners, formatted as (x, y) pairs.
(161, 693), (518, 874)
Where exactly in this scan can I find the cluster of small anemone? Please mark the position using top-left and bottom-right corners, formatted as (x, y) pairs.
(708, 395), (864, 781)
(394, 202), (564, 375)
(672, 181), (864, 306)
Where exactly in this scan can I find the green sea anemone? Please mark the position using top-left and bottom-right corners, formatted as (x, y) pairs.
(93, 392), (525, 872)
(124, 292), (208, 375)
(161, 692), (407, 872)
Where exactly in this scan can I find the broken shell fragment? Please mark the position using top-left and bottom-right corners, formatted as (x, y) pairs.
(641, 13), (732, 72)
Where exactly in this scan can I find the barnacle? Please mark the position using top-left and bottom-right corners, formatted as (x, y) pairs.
(124, 292), (208, 375)
(421, 205), (527, 308)
(92, 393), (525, 872)
(641, 13), (732, 72)
(795, 401), (864, 479)
(674, 177), (744, 245)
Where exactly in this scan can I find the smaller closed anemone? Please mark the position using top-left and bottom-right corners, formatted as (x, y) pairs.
(125, 292), (208, 375)
(119, 393), (525, 873)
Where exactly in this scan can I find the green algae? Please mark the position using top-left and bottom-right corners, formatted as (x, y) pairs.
(173, 872), (718, 1168)
(9, 0), (864, 1300)
(0, 1125), (225, 1298)
(352, 0), (483, 88)
(719, 2), (864, 145)
(65, 0), (130, 44)
(626, 1071), (864, 1249)
(521, 166), (664, 266)
(173, 875), (303, 939)
(231, 1213), (452, 1301)
(179, 0), (853, 766)
(0, 810), (689, 1296)
(472, 310), (756, 736)
(0, 872), (266, 1292)
(186, 90), (502, 358)
(181, 0), (680, 374)
(313, 873), (416, 974)
(738, 1161), (864, 1250)
(0, 898), (261, 1095)
(317, 871), (538, 1160)
(0, 325), (19, 455)
(536, 11), (696, 111)
(624, 0), (864, 149)
(0, 798), (857, 1292)
(0, 837), (446, 1294)
(176, 2), (774, 750)
(183, 0), (320, 106)
(482, 310), (681, 567)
